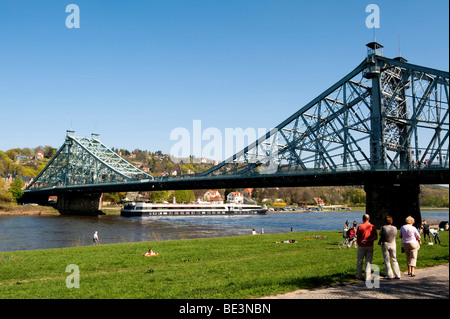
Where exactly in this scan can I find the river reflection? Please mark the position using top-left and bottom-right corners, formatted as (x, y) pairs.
(0, 211), (448, 252)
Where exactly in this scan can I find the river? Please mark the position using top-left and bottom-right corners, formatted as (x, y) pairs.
(0, 211), (448, 252)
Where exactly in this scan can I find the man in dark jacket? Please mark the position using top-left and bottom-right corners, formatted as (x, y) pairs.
(422, 220), (431, 244)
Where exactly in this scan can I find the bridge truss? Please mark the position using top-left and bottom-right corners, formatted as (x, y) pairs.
(26, 132), (153, 190)
(199, 43), (449, 179)
(25, 43), (448, 193)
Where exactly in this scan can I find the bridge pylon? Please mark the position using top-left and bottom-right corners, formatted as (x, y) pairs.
(198, 41), (448, 228)
(22, 131), (152, 215)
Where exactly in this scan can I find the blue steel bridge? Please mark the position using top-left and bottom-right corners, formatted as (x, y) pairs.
(21, 43), (449, 227)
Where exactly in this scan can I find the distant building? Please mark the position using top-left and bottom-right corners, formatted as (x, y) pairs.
(169, 164), (182, 176)
(16, 155), (29, 162)
(209, 195), (224, 204)
(242, 188), (256, 204)
(227, 192), (243, 204)
(242, 188), (253, 198)
(203, 190), (222, 202)
(313, 197), (325, 206)
(170, 170), (177, 176)
(0, 175), (34, 190)
(35, 151), (44, 160)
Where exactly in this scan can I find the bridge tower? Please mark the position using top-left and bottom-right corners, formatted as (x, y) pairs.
(363, 42), (420, 228)
(21, 131), (153, 215)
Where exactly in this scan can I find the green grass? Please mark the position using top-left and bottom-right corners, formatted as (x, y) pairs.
(0, 231), (448, 299)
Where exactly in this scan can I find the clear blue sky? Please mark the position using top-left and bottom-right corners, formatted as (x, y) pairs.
(0, 0), (448, 158)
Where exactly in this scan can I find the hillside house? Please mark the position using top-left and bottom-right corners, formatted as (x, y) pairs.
(1, 175), (34, 189)
(203, 190), (222, 201)
(227, 192), (244, 204)
(209, 195), (224, 204)
(35, 151), (44, 160)
(313, 197), (325, 206)
(242, 188), (253, 198)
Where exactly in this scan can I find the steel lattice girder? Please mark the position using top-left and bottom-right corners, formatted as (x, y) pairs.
(199, 54), (449, 177)
(26, 133), (153, 190)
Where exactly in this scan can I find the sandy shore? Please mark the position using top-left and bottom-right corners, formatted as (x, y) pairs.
(0, 205), (59, 216)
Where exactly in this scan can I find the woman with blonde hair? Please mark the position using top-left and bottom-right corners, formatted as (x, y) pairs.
(399, 216), (421, 277)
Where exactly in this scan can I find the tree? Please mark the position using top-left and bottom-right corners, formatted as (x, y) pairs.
(171, 190), (195, 203)
(119, 149), (130, 156)
(133, 149), (147, 162)
(5, 149), (18, 161)
(150, 191), (169, 202)
(0, 179), (13, 202)
(44, 146), (57, 159)
(419, 186), (449, 208)
(8, 177), (24, 202)
(103, 192), (126, 204)
(343, 187), (366, 206)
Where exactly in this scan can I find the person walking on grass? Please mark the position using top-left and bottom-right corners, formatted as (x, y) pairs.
(93, 231), (99, 245)
(400, 216), (421, 277)
(421, 220), (431, 244)
(379, 216), (401, 280)
(355, 214), (378, 280)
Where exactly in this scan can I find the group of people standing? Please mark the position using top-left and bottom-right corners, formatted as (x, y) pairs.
(349, 214), (438, 281)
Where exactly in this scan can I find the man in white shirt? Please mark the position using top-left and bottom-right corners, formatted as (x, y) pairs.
(429, 228), (441, 245)
(93, 231), (99, 245)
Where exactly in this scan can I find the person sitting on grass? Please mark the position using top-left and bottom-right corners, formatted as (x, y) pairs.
(347, 225), (356, 240)
(143, 248), (159, 257)
(275, 239), (296, 243)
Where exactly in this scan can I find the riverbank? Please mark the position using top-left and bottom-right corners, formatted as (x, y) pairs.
(0, 229), (448, 299)
(1, 203), (448, 216)
(0, 204), (59, 216)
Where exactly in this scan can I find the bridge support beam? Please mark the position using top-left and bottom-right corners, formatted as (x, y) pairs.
(364, 182), (421, 229)
(57, 192), (103, 215)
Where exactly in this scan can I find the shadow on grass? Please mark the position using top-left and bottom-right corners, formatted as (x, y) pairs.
(280, 271), (357, 290)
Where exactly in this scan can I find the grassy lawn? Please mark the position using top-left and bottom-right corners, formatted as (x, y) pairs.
(0, 230), (448, 299)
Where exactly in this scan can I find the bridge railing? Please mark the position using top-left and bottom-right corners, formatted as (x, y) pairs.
(154, 161), (449, 181)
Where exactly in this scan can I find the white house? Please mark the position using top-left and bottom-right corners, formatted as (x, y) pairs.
(227, 192), (244, 204)
(35, 151), (44, 161)
(203, 190), (220, 201)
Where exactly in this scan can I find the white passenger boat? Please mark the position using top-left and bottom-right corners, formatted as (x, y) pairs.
(120, 201), (267, 217)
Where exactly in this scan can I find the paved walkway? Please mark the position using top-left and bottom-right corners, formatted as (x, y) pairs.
(262, 263), (449, 299)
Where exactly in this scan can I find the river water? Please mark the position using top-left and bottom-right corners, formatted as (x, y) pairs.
(0, 211), (448, 252)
